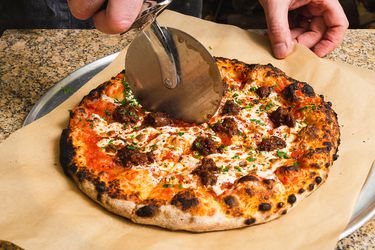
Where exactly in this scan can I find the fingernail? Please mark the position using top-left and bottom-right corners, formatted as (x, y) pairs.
(273, 42), (289, 59)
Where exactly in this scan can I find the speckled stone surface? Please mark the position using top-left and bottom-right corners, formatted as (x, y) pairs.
(0, 29), (374, 249)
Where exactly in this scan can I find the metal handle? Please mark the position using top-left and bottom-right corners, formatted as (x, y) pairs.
(122, 0), (173, 36)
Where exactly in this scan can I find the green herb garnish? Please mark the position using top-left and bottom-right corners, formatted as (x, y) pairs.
(178, 132), (185, 136)
(234, 166), (242, 172)
(276, 150), (289, 159)
(246, 156), (256, 162)
(250, 119), (265, 126)
(126, 145), (136, 150)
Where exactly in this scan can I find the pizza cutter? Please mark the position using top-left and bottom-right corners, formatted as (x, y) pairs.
(122, 0), (223, 124)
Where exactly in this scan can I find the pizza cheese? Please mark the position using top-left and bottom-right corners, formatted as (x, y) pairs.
(60, 58), (340, 231)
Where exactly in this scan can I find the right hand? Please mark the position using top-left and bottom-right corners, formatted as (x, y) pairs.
(259, 0), (349, 58)
(68, 0), (143, 34)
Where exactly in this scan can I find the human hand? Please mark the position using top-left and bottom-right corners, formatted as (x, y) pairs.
(68, 0), (143, 34)
(259, 0), (349, 59)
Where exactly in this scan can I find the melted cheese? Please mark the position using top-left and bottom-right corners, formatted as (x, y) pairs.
(91, 68), (308, 196)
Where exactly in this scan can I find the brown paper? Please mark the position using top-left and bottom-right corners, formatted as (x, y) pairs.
(1, 11), (374, 250)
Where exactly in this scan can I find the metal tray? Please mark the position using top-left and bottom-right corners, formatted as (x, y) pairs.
(23, 53), (375, 240)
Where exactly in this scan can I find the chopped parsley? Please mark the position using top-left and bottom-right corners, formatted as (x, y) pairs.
(250, 118), (265, 126)
(178, 184), (183, 189)
(250, 87), (258, 92)
(244, 104), (253, 109)
(220, 166), (229, 172)
(208, 45), (213, 50)
(114, 98), (127, 105)
(178, 132), (185, 136)
(195, 142), (201, 147)
(246, 156), (256, 162)
(276, 150), (289, 159)
(299, 104), (317, 112)
(232, 155), (240, 159)
(162, 183), (173, 188)
(122, 79), (139, 106)
(293, 162), (300, 167)
(233, 93), (239, 98)
(108, 139), (114, 144)
(261, 102), (274, 111)
(234, 166), (242, 172)
(126, 145), (136, 150)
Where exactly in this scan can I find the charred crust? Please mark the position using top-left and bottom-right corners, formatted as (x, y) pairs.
(244, 218), (256, 225)
(282, 82), (299, 102)
(287, 194), (297, 204)
(135, 205), (159, 217)
(258, 203), (271, 211)
(95, 181), (107, 193)
(171, 190), (199, 211)
(333, 154), (339, 161)
(81, 81), (111, 104)
(76, 169), (91, 182)
(95, 181), (107, 201)
(277, 165), (299, 174)
(301, 83), (315, 97)
(258, 136), (286, 151)
(59, 128), (76, 176)
(223, 195), (238, 208)
(245, 188), (253, 196)
(315, 176), (322, 184)
(262, 179), (275, 190)
(237, 175), (259, 183)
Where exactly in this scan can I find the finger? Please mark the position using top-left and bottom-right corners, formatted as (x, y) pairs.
(93, 0), (143, 34)
(68, 0), (105, 20)
(309, 0), (349, 56)
(291, 27), (306, 39)
(289, 0), (311, 10)
(259, 0), (293, 59)
(295, 16), (326, 48)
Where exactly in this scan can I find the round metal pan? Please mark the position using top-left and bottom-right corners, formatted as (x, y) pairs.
(23, 52), (375, 240)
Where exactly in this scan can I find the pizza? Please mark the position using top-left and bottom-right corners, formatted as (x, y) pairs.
(60, 57), (340, 232)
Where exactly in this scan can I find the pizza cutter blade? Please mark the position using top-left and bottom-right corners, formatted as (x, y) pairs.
(122, 1), (223, 124)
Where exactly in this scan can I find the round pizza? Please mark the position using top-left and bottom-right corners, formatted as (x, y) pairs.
(60, 57), (340, 232)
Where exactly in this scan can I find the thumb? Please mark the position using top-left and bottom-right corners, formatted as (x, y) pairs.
(260, 0), (293, 59)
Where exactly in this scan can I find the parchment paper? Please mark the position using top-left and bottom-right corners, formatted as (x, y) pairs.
(1, 11), (374, 250)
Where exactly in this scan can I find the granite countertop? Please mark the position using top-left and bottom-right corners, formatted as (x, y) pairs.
(0, 29), (374, 249)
